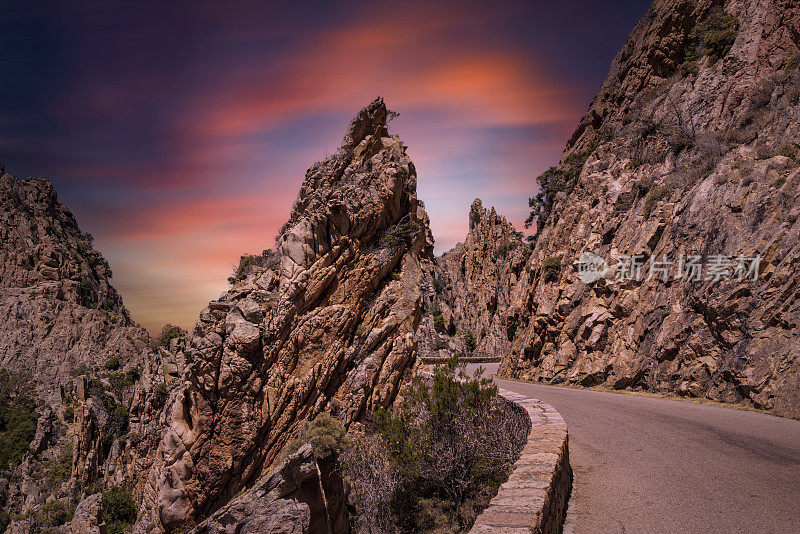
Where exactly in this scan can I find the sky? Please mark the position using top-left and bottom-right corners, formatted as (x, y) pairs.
(0, 0), (649, 332)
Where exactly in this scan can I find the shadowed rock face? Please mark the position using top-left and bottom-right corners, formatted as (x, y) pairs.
(189, 444), (347, 534)
(136, 98), (435, 532)
(419, 199), (527, 360)
(0, 170), (150, 400)
(0, 168), (165, 529)
(498, 0), (800, 417)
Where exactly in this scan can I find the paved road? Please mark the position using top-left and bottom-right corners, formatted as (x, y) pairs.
(468, 364), (800, 534)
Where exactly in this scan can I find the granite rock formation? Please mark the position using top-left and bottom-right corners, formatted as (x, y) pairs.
(419, 199), (527, 360)
(0, 169), (150, 400)
(498, 0), (800, 418)
(0, 168), (169, 530)
(135, 98), (434, 532)
(190, 444), (347, 534)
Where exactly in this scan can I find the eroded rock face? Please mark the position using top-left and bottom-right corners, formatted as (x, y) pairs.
(136, 98), (434, 532)
(0, 168), (163, 525)
(68, 493), (105, 534)
(0, 170), (150, 401)
(499, 0), (800, 417)
(420, 199), (527, 359)
(190, 444), (346, 534)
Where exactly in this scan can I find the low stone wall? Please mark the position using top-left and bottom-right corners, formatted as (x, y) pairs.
(470, 389), (572, 534)
(420, 355), (502, 364)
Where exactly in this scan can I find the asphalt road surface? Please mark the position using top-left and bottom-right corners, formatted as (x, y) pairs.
(468, 363), (800, 533)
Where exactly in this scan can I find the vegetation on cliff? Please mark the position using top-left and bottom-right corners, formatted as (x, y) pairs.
(344, 357), (523, 533)
(0, 369), (39, 473)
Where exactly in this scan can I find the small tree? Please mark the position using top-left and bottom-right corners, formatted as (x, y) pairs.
(463, 331), (477, 352)
(102, 486), (137, 534)
(542, 255), (562, 283)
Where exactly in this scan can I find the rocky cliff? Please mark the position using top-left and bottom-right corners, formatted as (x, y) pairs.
(0, 169), (150, 399)
(0, 168), (172, 531)
(498, 0), (800, 418)
(419, 199), (527, 360)
(135, 98), (435, 532)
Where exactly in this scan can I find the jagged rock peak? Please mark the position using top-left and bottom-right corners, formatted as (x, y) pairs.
(339, 96), (390, 154)
(136, 99), (434, 532)
(468, 198), (512, 235)
(419, 200), (526, 360)
(0, 167), (148, 395)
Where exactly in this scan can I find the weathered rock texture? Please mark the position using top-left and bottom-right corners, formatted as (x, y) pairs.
(0, 169), (150, 400)
(136, 98), (434, 532)
(0, 167), (170, 528)
(190, 444), (347, 534)
(420, 199), (527, 360)
(499, 0), (800, 417)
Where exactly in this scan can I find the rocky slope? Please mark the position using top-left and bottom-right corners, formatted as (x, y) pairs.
(0, 168), (150, 400)
(135, 98), (435, 532)
(498, 0), (800, 418)
(0, 168), (175, 531)
(419, 199), (527, 360)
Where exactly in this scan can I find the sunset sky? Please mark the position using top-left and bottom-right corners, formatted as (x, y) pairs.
(0, 1), (649, 332)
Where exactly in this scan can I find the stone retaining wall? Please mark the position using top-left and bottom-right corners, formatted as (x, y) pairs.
(470, 388), (572, 534)
(420, 356), (502, 364)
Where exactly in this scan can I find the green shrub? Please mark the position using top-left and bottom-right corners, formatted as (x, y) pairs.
(126, 366), (142, 382)
(526, 140), (599, 232)
(234, 254), (257, 281)
(37, 499), (73, 527)
(109, 372), (134, 393)
(468, 204), (481, 229)
(102, 486), (137, 533)
(643, 184), (672, 216)
(0, 510), (9, 532)
(683, 7), (739, 65)
(463, 331), (477, 352)
(365, 356), (520, 532)
(154, 324), (185, 349)
(35, 443), (72, 492)
(63, 406), (74, 423)
(429, 300), (447, 334)
(110, 405), (129, 436)
(282, 412), (346, 460)
(542, 255), (562, 283)
(777, 144), (798, 161)
(785, 53), (800, 73)
(432, 337), (448, 351)
(104, 357), (120, 371)
(494, 241), (517, 260)
(152, 382), (168, 408)
(378, 218), (419, 249)
(432, 277), (443, 294)
(0, 368), (38, 472)
(86, 378), (103, 394)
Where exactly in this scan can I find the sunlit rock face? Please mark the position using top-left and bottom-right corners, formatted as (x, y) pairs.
(136, 97), (435, 532)
(498, 0), (800, 418)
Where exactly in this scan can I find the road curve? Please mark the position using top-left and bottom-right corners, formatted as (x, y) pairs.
(469, 363), (800, 534)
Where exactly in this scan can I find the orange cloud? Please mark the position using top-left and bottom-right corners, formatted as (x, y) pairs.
(90, 1), (588, 332)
